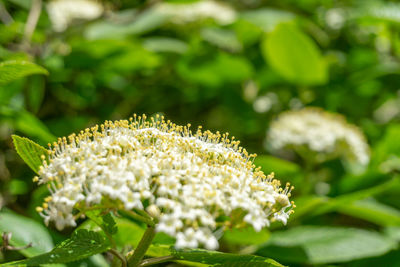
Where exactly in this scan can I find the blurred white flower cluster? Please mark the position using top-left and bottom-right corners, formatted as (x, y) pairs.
(267, 108), (370, 165)
(155, 0), (236, 25)
(35, 115), (294, 249)
(47, 0), (103, 32)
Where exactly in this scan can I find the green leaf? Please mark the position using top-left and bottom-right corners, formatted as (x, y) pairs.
(172, 248), (284, 267)
(0, 210), (54, 258)
(201, 27), (242, 52)
(241, 8), (295, 32)
(12, 134), (48, 174)
(143, 37), (188, 54)
(85, 8), (168, 40)
(84, 210), (118, 236)
(0, 60), (48, 85)
(113, 217), (144, 248)
(385, 226), (400, 242)
(356, 2), (400, 24)
(254, 155), (300, 179)
(1, 230), (110, 266)
(337, 199), (400, 226)
(372, 124), (400, 167)
(311, 178), (400, 217)
(261, 23), (327, 85)
(177, 53), (253, 87)
(101, 213), (118, 235)
(1, 106), (56, 143)
(257, 226), (396, 264)
(223, 227), (270, 246)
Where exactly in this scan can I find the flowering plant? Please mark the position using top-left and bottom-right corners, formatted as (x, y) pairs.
(7, 115), (293, 267)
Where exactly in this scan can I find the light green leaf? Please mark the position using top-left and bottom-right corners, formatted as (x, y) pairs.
(201, 27), (242, 52)
(0, 60), (48, 85)
(356, 2), (400, 24)
(311, 178), (400, 216)
(223, 227), (270, 246)
(254, 155), (300, 178)
(177, 53), (253, 87)
(84, 210), (118, 237)
(257, 226), (396, 264)
(113, 218), (145, 248)
(1, 230), (110, 266)
(241, 8), (295, 32)
(1, 106), (56, 143)
(282, 195), (327, 222)
(85, 8), (168, 40)
(337, 199), (400, 226)
(12, 135), (48, 174)
(143, 37), (188, 54)
(172, 248), (284, 267)
(5, 0), (31, 9)
(261, 23), (327, 85)
(0, 210), (54, 258)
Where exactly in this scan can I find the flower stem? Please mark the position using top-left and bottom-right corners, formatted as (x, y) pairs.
(121, 210), (155, 227)
(138, 255), (174, 266)
(109, 248), (127, 267)
(127, 226), (156, 267)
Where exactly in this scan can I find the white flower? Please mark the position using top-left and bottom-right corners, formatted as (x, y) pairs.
(267, 108), (370, 165)
(47, 0), (103, 32)
(35, 115), (294, 249)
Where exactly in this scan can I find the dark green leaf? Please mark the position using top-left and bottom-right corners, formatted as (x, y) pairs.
(0, 60), (48, 85)
(1, 230), (110, 266)
(12, 135), (48, 174)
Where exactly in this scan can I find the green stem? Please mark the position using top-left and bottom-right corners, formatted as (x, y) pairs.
(127, 226), (156, 267)
(138, 255), (174, 266)
(121, 210), (155, 227)
(109, 248), (127, 267)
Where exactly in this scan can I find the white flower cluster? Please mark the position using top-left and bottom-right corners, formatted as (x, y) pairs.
(35, 115), (294, 249)
(46, 0), (103, 32)
(155, 0), (237, 25)
(267, 108), (370, 165)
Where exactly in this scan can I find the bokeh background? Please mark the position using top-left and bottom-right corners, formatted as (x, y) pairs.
(2, 0), (400, 266)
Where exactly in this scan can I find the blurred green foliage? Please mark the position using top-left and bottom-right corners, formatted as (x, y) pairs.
(2, 0), (400, 266)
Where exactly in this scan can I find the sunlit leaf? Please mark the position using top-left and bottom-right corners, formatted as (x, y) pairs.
(257, 226), (396, 264)
(0, 60), (48, 85)
(1, 107), (55, 143)
(1, 230), (110, 266)
(172, 248), (284, 267)
(0, 210), (54, 258)
(241, 8), (295, 32)
(261, 23), (327, 85)
(337, 199), (400, 226)
(12, 135), (48, 174)
(223, 227), (270, 246)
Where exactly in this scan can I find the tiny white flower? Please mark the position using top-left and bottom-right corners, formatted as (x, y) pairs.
(35, 115), (294, 249)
